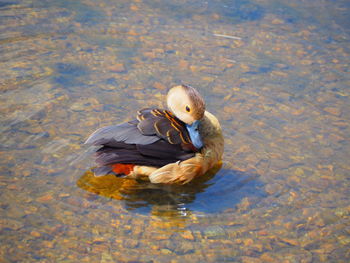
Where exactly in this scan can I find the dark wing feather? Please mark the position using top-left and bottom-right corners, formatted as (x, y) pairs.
(136, 118), (156, 135)
(137, 108), (192, 146)
(85, 121), (159, 146)
(85, 108), (198, 176)
(94, 141), (194, 167)
(137, 140), (194, 161)
(154, 119), (177, 141)
(166, 129), (181, 144)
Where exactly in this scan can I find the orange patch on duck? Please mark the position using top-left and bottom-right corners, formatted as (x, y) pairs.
(112, 164), (135, 175)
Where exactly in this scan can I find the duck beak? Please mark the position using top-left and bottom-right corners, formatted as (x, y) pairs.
(186, 120), (203, 150)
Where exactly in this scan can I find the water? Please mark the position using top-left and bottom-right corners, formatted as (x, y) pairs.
(1, 0), (349, 262)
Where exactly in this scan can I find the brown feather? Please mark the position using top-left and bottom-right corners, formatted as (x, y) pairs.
(136, 108), (195, 150)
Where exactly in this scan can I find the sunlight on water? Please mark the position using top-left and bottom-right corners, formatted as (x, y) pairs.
(0, 0), (349, 262)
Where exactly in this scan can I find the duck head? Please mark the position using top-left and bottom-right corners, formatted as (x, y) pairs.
(167, 85), (205, 149)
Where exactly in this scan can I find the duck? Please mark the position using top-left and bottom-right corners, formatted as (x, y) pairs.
(85, 84), (224, 184)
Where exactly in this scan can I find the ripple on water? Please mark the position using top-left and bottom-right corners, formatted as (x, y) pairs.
(76, 163), (266, 217)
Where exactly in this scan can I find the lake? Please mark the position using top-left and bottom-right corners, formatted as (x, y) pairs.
(0, 0), (349, 262)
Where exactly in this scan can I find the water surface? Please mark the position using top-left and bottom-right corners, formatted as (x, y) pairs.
(1, 0), (349, 262)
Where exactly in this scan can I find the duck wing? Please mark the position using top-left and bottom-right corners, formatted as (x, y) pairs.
(84, 108), (197, 174)
(94, 141), (194, 167)
(84, 121), (159, 146)
(136, 108), (193, 146)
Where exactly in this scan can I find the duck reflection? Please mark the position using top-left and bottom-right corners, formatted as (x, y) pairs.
(77, 163), (266, 217)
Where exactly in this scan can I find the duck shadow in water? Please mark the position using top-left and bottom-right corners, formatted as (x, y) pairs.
(77, 163), (266, 217)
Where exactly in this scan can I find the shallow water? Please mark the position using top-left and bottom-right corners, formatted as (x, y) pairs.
(1, 0), (349, 262)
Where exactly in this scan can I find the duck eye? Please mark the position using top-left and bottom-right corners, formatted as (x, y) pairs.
(185, 106), (191, 112)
